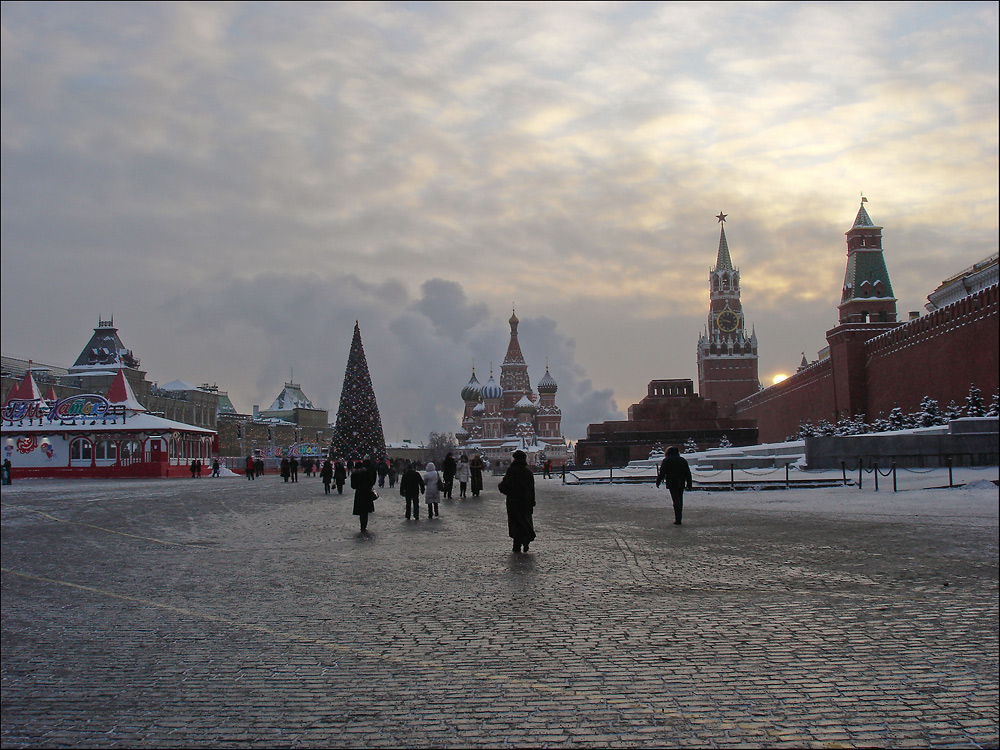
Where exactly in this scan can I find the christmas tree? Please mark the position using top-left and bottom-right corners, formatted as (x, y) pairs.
(331, 322), (387, 461)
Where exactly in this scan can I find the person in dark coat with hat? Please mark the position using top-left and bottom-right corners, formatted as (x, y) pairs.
(656, 446), (693, 525)
(398, 461), (425, 520)
(350, 458), (377, 532)
(498, 450), (536, 554)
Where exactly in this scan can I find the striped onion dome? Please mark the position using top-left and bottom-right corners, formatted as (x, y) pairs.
(461, 370), (482, 402)
(480, 373), (503, 401)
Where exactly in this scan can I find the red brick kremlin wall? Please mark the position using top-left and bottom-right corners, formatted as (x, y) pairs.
(865, 284), (998, 418)
(737, 285), (998, 443)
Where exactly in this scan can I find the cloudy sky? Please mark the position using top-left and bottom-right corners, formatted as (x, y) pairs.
(2, 1), (997, 442)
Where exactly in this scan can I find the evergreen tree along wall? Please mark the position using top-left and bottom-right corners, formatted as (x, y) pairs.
(331, 321), (388, 461)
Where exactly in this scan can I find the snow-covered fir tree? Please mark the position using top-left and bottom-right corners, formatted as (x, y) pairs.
(331, 322), (388, 461)
(988, 392), (999, 418)
(945, 400), (964, 420)
(887, 407), (908, 431)
(965, 384), (986, 417)
(917, 396), (943, 427)
(683, 438), (698, 454)
(718, 434), (732, 449)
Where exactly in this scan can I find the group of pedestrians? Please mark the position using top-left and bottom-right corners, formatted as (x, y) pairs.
(233, 444), (692, 551)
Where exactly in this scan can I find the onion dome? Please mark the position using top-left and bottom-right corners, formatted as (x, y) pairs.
(480, 371), (503, 401)
(461, 369), (482, 402)
(537, 366), (558, 394)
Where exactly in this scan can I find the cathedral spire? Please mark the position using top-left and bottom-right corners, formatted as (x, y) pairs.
(715, 212), (733, 271)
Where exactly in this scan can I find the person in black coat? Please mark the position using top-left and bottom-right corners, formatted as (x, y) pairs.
(334, 460), (347, 494)
(320, 459), (334, 495)
(350, 457), (377, 532)
(441, 452), (457, 499)
(398, 462), (425, 520)
(498, 450), (536, 554)
(655, 446), (693, 525)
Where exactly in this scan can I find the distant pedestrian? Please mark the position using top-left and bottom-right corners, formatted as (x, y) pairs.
(280, 457), (291, 483)
(655, 446), (693, 525)
(245, 455), (255, 481)
(212, 459), (220, 477)
(469, 453), (484, 497)
(457, 454), (470, 498)
(399, 461), (425, 520)
(334, 460), (347, 494)
(351, 456), (377, 532)
(190, 460), (198, 479)
(255, 457), (264, 478)
(2, 458), (12, 485)
(499, 450), (536, 554)
(442, 452), (457, 499)
(388, 460), (398, 488)
(290, 456), (299, 483)
(320, 459), (334, 495)
(376, 459), (389, 488)
(424, 461), (442, 518)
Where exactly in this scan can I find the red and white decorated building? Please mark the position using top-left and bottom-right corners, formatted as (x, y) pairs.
(2, 366), (217, 479)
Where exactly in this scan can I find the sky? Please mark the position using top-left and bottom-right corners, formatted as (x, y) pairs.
(2, 1), (998, 443)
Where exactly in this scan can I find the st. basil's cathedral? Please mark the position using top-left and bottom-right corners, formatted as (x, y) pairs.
(456, 311), (568, 467)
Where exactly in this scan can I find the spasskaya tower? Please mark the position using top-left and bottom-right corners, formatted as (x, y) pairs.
(696, 212), (760, 417)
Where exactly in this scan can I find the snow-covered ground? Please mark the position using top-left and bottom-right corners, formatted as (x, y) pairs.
(551, 470), (999, 521)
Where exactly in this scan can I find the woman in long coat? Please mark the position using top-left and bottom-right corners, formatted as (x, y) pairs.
(423, 461), (441, 519)
(469, 454), (484, 497)
(350, 459), (377, 532)
(498, 450), (536, 553)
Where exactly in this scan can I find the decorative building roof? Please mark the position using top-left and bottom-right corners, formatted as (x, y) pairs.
(106, 367), (147, 412)
(715, 225), (734, 271)
(267, 382), (315, 412)
(70, 318), (140, 372)
(461, 369), (482, 402)
(515, 395), (537, 413)
(853, 201), (876, 228)
(841, 202), (895, 304)
(480, 371), (503, 401)
(4, 367), (42, 404)
(537, 366), (558, 394)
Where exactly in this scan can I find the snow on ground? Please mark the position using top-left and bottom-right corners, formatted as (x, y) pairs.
(552, 467), (999, 521)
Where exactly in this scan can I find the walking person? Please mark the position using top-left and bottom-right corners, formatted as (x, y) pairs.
(212, 459), (220, 477)
(320, 458), (334, 495)
(423, 461), (442, 519)
(376, 459), (389, 488)
(290, 456), (299, 483)
(457, 454), (471, 498)
(399, 461), (425, 520)
(350, 457), (377, 533)
(334, 459), (347, 494)
(245, 455), (255, 481)
(280, 457), (291, 483)
(469, 453), (484, 497)
(655, 446), (693, 525)
(442, 452), (457, 499)
(499, 450), (536, 554)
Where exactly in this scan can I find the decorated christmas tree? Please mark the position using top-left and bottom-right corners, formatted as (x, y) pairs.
(331, 321), (387, 461)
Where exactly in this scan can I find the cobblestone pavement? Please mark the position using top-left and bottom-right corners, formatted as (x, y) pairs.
(2, 476), (998, 748)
